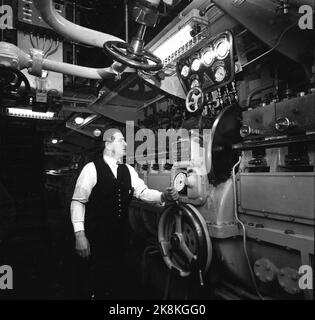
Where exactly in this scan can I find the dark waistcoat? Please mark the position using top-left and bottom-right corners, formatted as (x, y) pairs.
(85, 156), (133, 255)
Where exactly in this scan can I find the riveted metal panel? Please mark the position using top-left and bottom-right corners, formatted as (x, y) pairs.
(238, 173), (315, 221)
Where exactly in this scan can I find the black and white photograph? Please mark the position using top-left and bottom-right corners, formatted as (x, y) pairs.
(0, 0), (314, 305)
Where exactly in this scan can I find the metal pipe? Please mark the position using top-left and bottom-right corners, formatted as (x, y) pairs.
(136, 25), (147, 41)
(33, 0), (124, 48)
(0, 41), (129, 80)
(125, 0), (129, 43)
(72, 0), (77, 86)
(241, 22), (297, 69)
(221, 281), (267, 300)
(42, 59), (117, 79)
(213, 288), (241, 300)
(232, 157), (264, 300)
(246, 83), (274, 108)
(137, 95), (165, 111)
(199, 2), (215, 17)
(0, 42), (32, 69)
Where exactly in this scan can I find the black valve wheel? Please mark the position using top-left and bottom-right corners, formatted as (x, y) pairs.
(0, 66), (31, 102)
(158, 203), (212, 278)
(104, 40), (162, 71)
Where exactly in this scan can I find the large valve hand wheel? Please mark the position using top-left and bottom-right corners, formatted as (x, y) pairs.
(104, 0), (163, 72)
(158, 203), (212, 279)
(104, 40), (162, 71)
(185, 87), (204, 112)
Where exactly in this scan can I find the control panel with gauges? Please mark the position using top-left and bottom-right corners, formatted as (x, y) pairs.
(176, 31), (234, 94)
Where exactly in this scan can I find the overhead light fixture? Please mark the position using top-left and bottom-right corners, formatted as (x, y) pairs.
(149, 9), (209, 66)
(153, 24), (193, 63)
(74, 116), (84, 125)
(93, 129), (102, 137)
(6, 107), (55, 120)
(51, 136), (63, 144)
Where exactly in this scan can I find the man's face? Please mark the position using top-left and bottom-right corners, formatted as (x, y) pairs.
(110, 131), (127, 158)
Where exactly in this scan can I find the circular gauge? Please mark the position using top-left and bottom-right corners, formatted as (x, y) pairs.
(173, 172), (186, 192)
(191, 58), (201, 72)
(202, 48), (214, 66)
(190, 79), (200, 88)
(181, 65), (190, 78)
(215, 39), (230, 60)
(214, 66), (226, 82)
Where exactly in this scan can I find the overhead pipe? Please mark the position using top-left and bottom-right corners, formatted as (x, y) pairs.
(33, 0), (124, 48)
(42, 59), (116, 80)
(125, 0), (129, 43)
(0, 41), (123, 80)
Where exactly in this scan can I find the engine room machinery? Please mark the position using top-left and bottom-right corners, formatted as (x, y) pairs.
(0, 0), (314, 300)
(129, 0), (315, 300)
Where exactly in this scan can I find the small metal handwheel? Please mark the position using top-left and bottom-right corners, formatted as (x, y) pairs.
(158, 203), (212, 278)
(185, 87), (204, 113)
(104, 40), (162, 71)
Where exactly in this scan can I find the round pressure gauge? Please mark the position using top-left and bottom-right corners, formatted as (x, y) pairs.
(181, 65), (190, 78)
(215, 39), (230, 60)
(214, 66), (226, 82)
(173, 172), (187, 192)
(190, 79), (200, 88)
(202, 48), (214, 66)
(191, 58), (201, 72)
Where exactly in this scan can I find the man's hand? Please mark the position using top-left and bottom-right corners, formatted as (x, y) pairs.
(75, 231), (90, 259)
(162, 187), (179, 202)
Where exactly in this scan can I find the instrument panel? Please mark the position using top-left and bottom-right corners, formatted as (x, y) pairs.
(176, 31), (234, 93)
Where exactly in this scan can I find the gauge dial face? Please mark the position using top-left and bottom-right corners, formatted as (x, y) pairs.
(191, 58), (201, 72)
(173, 172), (186, 192)
(215, 40), (230, 59)
(181, 65), (190, 78)
(214, 66), (226, 82)
(202, 49), (214, 66)
(190, 79), (200, 88)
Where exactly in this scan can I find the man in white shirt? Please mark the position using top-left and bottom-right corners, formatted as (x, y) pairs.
(71, 128), (178, 299)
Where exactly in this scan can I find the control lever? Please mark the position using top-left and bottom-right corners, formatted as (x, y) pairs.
(198, 269), (204, 286)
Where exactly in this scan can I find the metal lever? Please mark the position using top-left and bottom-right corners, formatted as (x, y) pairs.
(199, 269), (204, 286)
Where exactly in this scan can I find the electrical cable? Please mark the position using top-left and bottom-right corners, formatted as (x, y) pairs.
(242, 22), (297, 69)
(43, 38), (53, 57)
(232, 156), (265, 300)
(45, 40), (60, 58)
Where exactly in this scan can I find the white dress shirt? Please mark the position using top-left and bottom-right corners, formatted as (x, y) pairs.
(71, 155), (163, 232)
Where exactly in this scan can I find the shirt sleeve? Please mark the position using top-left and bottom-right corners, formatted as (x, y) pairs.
(70, 201), (85, 233)
(72, 162), (97, 203)
(127, 164), (163, 203)
(71, 162), (97, 232)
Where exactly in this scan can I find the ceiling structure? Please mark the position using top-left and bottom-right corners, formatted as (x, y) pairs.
(0, 0), (191, 167)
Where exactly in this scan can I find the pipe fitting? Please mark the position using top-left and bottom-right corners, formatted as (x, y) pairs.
(0, 42), (31, 70)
